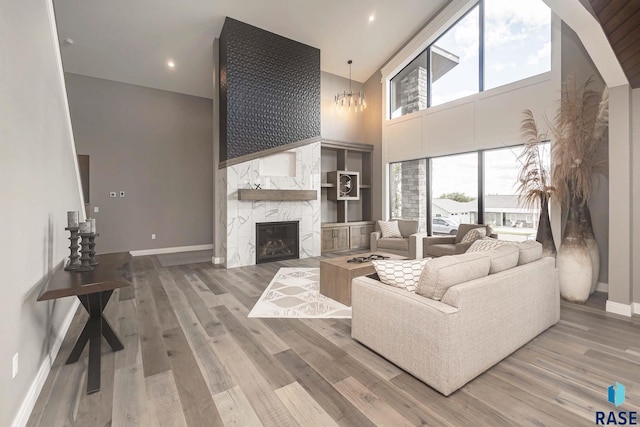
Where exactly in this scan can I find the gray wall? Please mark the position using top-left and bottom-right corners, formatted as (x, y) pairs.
(65, 73), (213, 253)
(321, 71), (365, 142)
(363, 71), (383, 220)
(1, 1), (85, 425)
(561, 22), (609, 284)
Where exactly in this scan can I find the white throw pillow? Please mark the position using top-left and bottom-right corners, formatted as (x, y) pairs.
(460, 227), (487, 244)
(466, 237), (508, 253)
(373, 259), (428, 292)
(378, 220), (402, 238)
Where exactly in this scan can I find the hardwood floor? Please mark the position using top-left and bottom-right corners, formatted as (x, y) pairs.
(27, 253), (640, 426)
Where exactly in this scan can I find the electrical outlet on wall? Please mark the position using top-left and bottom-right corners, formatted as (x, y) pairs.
(151, 234), (156, 240)
(119, 191), (125, 198)
(109, 192), (116, 198)
(12, 353), (18, 379)
(94, 206), (99, 213)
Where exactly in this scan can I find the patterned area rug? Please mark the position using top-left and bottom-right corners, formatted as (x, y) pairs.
(248, 268), (352, 319)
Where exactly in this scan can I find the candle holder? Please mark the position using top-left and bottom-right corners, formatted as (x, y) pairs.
(64, 227), (81, 271)
(88, 233), (100, 266)
(76, 233), (95, 272)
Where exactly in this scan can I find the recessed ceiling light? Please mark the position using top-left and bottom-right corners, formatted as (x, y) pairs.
(167, 60), (175, 68)
(368, 15), (375, 22)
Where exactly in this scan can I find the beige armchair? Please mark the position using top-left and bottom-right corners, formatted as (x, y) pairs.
(423, 224), (494, 257)
(370, 219), (428, 259)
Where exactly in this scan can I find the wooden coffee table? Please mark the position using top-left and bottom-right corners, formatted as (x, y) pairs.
(319, 252), (407, 306)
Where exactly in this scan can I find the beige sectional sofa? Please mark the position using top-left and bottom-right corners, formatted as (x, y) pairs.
(351, 244), (559, 396)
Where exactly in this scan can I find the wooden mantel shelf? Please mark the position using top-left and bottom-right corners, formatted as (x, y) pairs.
(237, 189), (317, 201)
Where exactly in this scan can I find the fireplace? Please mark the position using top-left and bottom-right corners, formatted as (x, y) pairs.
(256, 221), (299, 264)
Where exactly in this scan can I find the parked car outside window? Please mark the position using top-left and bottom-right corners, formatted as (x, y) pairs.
(432, 217), (459, 235)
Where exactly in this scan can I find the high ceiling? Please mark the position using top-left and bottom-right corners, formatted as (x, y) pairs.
(53, 0), (450, 99)
(587, 0), (640, 88)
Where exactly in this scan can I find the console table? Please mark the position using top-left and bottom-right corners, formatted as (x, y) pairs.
(37, 252), (132, 394)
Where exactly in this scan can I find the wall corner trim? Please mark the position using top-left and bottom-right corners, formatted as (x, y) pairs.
(633, 303), (640, 316)
(129, 244), (213, 257)
(605, 300), (633, 317)
(12, 298), (80, 427)
(595, 282), (609, 293)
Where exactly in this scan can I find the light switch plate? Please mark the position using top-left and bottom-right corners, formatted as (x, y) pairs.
(93, 206), (99, 213)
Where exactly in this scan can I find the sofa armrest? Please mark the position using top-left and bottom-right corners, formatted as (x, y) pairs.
(409, 232), (429, 259)
(370, 231), (381, 251)
(423, 235), (456, 255)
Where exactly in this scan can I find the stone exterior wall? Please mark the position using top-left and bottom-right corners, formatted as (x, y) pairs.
(400, 66), (427, 115)
(399, 159), (427, 231)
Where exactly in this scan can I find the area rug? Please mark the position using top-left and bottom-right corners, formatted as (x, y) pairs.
(248, 268), (352, 319)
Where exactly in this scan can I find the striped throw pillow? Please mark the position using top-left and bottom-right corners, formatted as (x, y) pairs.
(373, 259), (428, 292)
(460, 227), (487, 244)
(378, 220), (402, 238)
(466, 237), (508, 252)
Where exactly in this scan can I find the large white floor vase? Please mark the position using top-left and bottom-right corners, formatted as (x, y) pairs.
(558, 199), (593, 303)
(580, 204), (600, 294)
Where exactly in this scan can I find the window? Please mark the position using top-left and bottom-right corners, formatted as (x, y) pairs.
(390, 52), (428, 119)
(483, 144), (550, 241)
(389, 159), (428, 231)
(431, 152), (478, 226)
(388, 0), (551, 117)
(431, 5), (480, 107)
(484, 0), (551, 90)
(388, 143), (551, 236)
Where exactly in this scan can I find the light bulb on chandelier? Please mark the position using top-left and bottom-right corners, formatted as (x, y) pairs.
(335, 60), (366, 112)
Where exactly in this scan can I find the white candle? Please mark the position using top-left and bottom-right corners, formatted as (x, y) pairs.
(79, 221), (91, 233)
(67, 211), (79, 228)
(89, 218), (96, 233)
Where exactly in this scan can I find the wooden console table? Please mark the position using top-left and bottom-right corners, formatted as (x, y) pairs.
(37, 252), (132, 394)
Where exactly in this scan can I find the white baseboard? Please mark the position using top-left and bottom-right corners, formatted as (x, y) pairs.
(595, 282), (609, 292)
(605, 300), (633, 317)
(633, 303), (640, 316)
(12, 298), (80, 427)
(212, 256), (225, 265)
(130, 244), (213, 257)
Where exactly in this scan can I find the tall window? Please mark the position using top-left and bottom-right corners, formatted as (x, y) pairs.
(431, 153), (478, 226)
(484, 144), (550, 241)
(431, 5), (480, 107)
(389, 0), (551, 118)
(389, 159), (428, 231)
(484, 0), (551, 90)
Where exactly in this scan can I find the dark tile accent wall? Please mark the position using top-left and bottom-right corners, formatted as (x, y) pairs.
(219, 17), (321, 162)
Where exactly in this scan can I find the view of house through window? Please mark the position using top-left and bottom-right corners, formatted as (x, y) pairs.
(431, 153), (478, 232)
(388, 0), (551, 118)
(484, 144), (550, 241)
(389, 144), (551, 238)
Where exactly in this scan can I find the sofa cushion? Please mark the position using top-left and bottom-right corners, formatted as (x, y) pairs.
(395, 219), (419, 238)
(416, 252), (490, 301)
(426, 244), (456, 257)
(515, 240), (543, 265)
(484, 244), (520, 274)
(376, 237), (409, 251)
(460, 227), (487, 244)
(466, 237), (508, 252)
(378, 220), (402, 238)
(372, 259), (428, 292)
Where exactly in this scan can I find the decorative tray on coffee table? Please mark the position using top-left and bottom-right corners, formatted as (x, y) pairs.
(346, 254), (390, 263)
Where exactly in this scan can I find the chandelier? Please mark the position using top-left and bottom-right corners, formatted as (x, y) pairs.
(335, 60), (366, 111)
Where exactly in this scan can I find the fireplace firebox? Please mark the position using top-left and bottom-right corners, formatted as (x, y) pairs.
(256, 221), (299, 264)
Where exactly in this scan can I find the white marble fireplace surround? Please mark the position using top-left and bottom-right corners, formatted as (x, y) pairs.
(220, 142), (321, 268)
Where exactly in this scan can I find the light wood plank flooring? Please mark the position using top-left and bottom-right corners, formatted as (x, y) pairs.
(27, 253), (640, 426)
